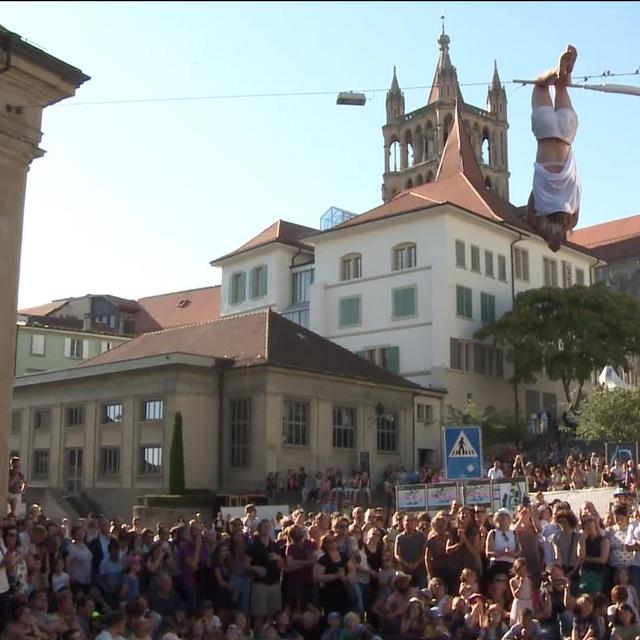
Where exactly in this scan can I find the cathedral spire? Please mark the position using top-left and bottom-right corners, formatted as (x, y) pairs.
(386, 65), (405, 123)
(491, 60), (502, 91)
(427, 20), (463, 105)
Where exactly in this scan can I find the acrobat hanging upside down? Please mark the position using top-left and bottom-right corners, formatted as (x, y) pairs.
(527, 45), (581, 252)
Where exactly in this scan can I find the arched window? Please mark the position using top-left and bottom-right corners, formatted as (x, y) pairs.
(426, 171), (434, 183)
(340, 253), (362, 281)
(405, 178), (413, 189)
(389, 139), (400, 172)
(404, 129), (414, 167)
(416, 174), (424, 186)
(414, 126), (423, 164)
(392, 243), (417, 271)
(425, 121), (435, 158)
(443, 114), (453, 144)
(482, 127), (491, 165)
(485, 176), (492, 190)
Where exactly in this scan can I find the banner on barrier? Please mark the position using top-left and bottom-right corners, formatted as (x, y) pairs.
(542, 486), (616, 518)
(492, 478), (528, 514)
(427, 483), (459, 510)
(463, 481), (492, 508)
(396, 484), (427, 511)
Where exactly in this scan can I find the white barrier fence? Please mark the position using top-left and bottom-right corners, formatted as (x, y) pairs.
(541, 486), (616, 518)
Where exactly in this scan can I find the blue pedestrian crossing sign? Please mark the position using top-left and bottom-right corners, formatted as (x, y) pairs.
(443, 426), (482, 480)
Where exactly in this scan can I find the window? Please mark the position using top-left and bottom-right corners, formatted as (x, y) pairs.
(498, 255), (507, 281)
(455, 240), (466, 268)
(594, 266), (606, 283)
(451, 339), (503, 377)
(514, 248), (529, 281)
(292, 269), (314, 304)
(341, 254), (362, 281)
(339, 296), (361, 328)
(30, 334), (45, 356)
(33, 409), (51, 430)
(416, 403), (433, 423)
(139, 446), (162, 476)
(333, 406), (356, 449)
(543, 257), (558, 287)
(561, 261), (573, 288)
(250, 265), (268, 299)
(393, 243), (417, 271)
(377, 414), (398, 452)
(392, 286), (417, 319)
(230, 399), (250, 467)
(456, 285), (473, 319)
(480, 293), (496, 323)
(101, 341), (113, 353)
(100, 447), (120, 477)
(65, 406), (85, 427)
(64, 338), (85, 359)
(102, 402), (123, 424)
(229, 272), (246, 305)
(450, 338), (472, 371)
(575, 268), (585, 286)
(32, 450), (49, 479)
(282, 308), (309, 328)
(473, 344), (504, 377)
(470, 246), (481, 272)
(142, 400), (164, 422)
(11, 411), (21, 434)
(357, 346), (400, 374)
(282, 400), (309, 446)
(485, 250), (494, 277)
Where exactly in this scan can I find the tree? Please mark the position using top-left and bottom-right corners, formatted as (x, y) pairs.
(446, 401), (527, 447)
(475, 285), (640, 410)
(169, 411), (185, 494)
(576, 386), (640, 442)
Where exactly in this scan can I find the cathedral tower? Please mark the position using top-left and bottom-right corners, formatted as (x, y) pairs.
(381, 21), (510, 202)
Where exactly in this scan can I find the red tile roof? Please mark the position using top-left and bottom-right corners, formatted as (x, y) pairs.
(135, 286), (221, 334)
(79, 310), (433, 391)
(211, 220), (317, 264)
(18, 300), (69, 316)
(568, 215), (640, 248)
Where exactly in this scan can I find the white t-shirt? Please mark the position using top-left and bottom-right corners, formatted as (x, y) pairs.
(625, 521), (640, 567)
(488, 468), (504, 480)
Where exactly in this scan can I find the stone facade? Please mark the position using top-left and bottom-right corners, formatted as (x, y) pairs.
(0, 25), (88, 506)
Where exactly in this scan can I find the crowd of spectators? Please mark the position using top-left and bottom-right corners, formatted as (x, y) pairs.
(4, 447), (640, 640)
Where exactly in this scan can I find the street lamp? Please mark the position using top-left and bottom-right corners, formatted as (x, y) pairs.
(336, 91), (366, 106)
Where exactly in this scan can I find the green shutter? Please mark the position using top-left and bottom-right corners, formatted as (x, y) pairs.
(393, 287), (416, 318)
(489, 295), (495, 322)
(258, 266), (268, 296)
(387, 346), (400, 374)
(481, 293), (488, 322)
(456, 286), (464, 316)
(465, 288), (472, 318)
(239, 272), (246, 302)
(450, 338), (460, 369)
(339, 297), (360, 327)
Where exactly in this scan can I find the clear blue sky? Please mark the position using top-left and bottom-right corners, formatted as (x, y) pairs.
(5, 1), (639, 308)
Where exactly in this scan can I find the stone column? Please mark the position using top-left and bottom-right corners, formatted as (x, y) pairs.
(0, 26), (88, 505)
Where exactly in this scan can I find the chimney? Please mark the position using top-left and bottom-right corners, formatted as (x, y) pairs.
(82, 313), (92, 331)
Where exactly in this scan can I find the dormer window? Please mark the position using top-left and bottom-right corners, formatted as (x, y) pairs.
(176, 299), (190, 308)
(392, 243), (417, 271)
(340, 254), (362, 281)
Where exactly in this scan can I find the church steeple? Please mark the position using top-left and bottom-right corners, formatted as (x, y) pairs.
(487, 59), (507, 121)
(386, 66), (405, 123)
(427, 15), (463, 105)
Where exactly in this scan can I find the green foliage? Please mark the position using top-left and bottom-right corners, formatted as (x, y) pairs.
(169, 411), (185, 495)
(475, 285), (640, 410)
(576, 386), (640, 443)
(445, 401), (527, 447)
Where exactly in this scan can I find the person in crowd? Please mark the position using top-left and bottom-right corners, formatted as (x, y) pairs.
(394, 512), (427, 588)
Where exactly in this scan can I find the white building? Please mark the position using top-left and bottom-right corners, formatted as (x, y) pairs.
(210, 107), (598, 467)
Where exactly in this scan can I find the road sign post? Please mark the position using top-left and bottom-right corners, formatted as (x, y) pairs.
(443, 425), (483, 480)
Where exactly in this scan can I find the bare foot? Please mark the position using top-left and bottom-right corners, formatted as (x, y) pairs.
(556, 45), (577, 86)
(535, 68), (559, 87)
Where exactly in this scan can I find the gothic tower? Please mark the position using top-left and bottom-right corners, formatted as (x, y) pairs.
(381, 21), (510, 202)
